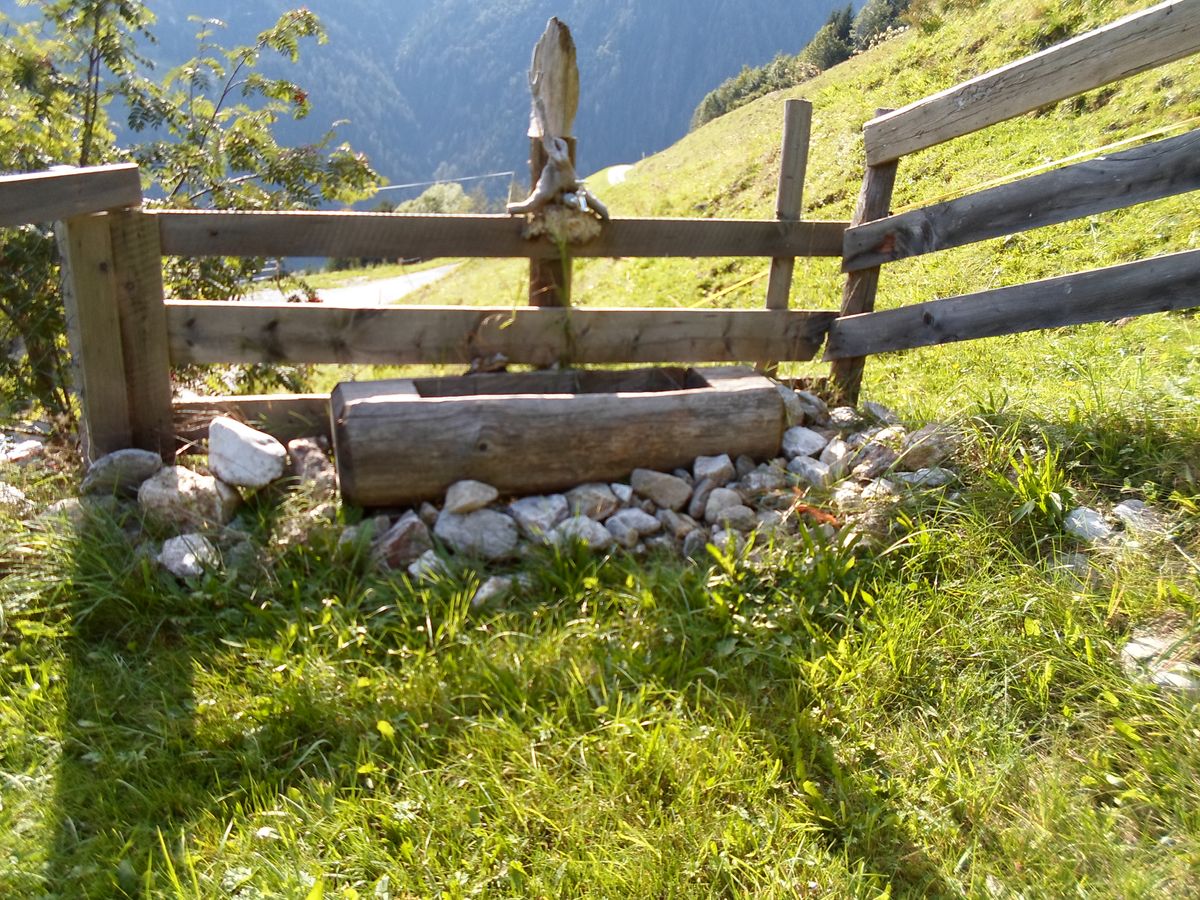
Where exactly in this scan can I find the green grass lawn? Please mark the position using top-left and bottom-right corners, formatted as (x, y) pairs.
(3, 0), (1200, 895)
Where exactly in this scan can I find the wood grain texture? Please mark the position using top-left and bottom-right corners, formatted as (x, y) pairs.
(845, 128), (1200, 271)
(332, 366), (785, 507)
(55, 215), (133, 461)
(152, 210), (847, 259)
(164, 303), (838, 367)
(108, 210), (175, 460)
(864, 0), (1200, 165)
(764, 99), (814, 312)
(174, 395), (331, 446)
(824, 250), (1200, 359)
(0, 164), (141, 227)
(528, 137), (575, 307)
(829, 111), (898, 405)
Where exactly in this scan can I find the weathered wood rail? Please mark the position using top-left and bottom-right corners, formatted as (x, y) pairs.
(4, 0), (1198, 462)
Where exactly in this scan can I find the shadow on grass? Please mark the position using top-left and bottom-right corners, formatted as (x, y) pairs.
(43, 503), (954, 896)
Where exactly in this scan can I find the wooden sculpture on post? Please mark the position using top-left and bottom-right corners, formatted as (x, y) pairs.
(508, 18), (608, 307)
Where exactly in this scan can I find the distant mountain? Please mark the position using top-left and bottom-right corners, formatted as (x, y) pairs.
(11, 1), (853, 196)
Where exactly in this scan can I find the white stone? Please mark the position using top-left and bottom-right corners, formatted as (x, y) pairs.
(704, 487), (744, 523)
(861, 479), (901, 503)
(712, 504), (757, 532)
(605, 508), (662, 548)
(776, 384), (805, 426)
(787, 456), (832, 489)
(434, 509), (519, 560)
(566, 483), (620, 520)
(207, 417), (287, 488)
(472, 575), (514, 609)
(781, 426), (828, 460)
(672, 468), (695, 486)
(159, 534), (219, 579)
(610, 483), (634, 505)
(852, 444), (899, 481)
(829, 406), (864, 430)
(551, 515), (615, 551)
(711, 528), (746, 555)
(820, 437), (855, 478)
(372, 512), (433, 569)
(741, 466), (787, 494)
(657, 508), (701, 539)
(508, 494), (569, 541)
(899, 424), (958, 471)
(1151, 666), (1200, 697)
(444, 480), (500, 514)
(0, 482), (33, 517)
(793, 390), (830, 425)
(138, 466), (240, 529)
(81, 449), (164, 496)
(407, 549), (447, 580)
(894, 467), (952, 488)
(831, 481), (865, 511)
(861, 401), (901, 425)
(1, 439), (44, 464)
(694, 454), (735, 485)
(1064, 507), (1114, 542)
(683, 528), (710, 559)
(631, 469), (692, 511)
(688, 478), (717, 519)
(1113, 500), (1165, 534)
(756, 510), (784, 534)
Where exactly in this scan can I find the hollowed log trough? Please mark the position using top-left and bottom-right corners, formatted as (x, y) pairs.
(331, 366), (784, 507)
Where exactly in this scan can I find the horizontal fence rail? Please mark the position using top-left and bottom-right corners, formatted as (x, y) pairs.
(824, 249), (1200, 359)
(152, 210), (848, 259)
(165, 302), (838, 367)
(0, 164), (142, 228)
(863, 0), (1200, 165)
(844, 127), (1200, 271)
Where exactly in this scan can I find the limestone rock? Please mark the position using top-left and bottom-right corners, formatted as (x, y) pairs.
(407, 549), (448, 580)
(1064, 507), (1113, 543)
(657, 508), (701, 539)
(631, 469), (692, 511)
(1113, 500), (1166, 535)
(712, 504), (757, 532)
(551, 515), (615, 551)
(159, 534), (219, 579)
(793, 390), (830, 426)
(81, 449), (164, 497)
(0, 482), (34, 518)
(418, 502), (440, 528)
(787, 456), (832, 489)
(682, 529), (711, 560)
(735, 455), (757, 479)
(472, 575), (514, 609)
(899, 424), (959, 471)
(672, 468), (695, 486)
(287, 438), (337, 498)
(861, 479), (901, 503)
(704, 487), (743, 524)
(781, 426), (828, 460)
(566, 483), (620, 520)
(508, 494), (569, 541)
(861, 401), (901, 425)
(894, 467), (953, 489)
(694, 453), (735, 486)
(610, 483), (634, 505)
(372, 512), (433, 569)
(139, 466), (240, 529)
(444, 480), (500, 514)
(820, 437), (855, 479)
(776, 384), (805, 426)
(711, 528), (746, 555)
(851, 444), (899, 481)
(434, 509), (519, 560)
(605, 508), (662, 548)
(741, 465), (787, 494)
(829, 406), (864, 431)
(208, 417), (287, 489)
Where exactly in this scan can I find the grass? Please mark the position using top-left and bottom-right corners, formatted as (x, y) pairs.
(3, 0), (1200, 895)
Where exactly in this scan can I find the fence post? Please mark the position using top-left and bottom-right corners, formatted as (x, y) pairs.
(529, 136), (577, 308)
(760, 98), (813, 375)
(108, 208), (175, 461)
(56, 213), (133, 462)
(829, 107), (897, 405)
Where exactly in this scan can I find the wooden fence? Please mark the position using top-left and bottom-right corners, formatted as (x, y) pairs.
(824, 0), (1200, 400)
(3, 0), (1199, 463)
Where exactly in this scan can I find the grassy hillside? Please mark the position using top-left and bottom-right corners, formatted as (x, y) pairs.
(400, 0), (1199, 416)
(4, 1), (1200, 896)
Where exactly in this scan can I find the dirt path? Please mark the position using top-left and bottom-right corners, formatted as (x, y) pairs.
(248, 263), (459, 306)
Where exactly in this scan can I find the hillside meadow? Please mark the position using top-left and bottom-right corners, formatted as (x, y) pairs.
(2, 0), (1200, 896)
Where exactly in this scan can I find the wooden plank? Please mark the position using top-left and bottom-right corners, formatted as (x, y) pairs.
(846, 128), (1200, 271)
(829, 110), (898, 405)
(764, 99), (813, 312)
(164, 302), (838, 367)
(0, 164), (141, 227)
(824, 250), (1200, 359)
(152, 210), (847, 259)
(528, 137), (575, 307)
(864, 0), (1200, 165)
(55, 214), (133, 461)
(332, 366), (784, 507)
(107, 209), (175, 460)
(174, 394), (330, 446)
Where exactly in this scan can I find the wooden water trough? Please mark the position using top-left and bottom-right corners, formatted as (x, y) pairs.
(331, 366), (784, 507)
